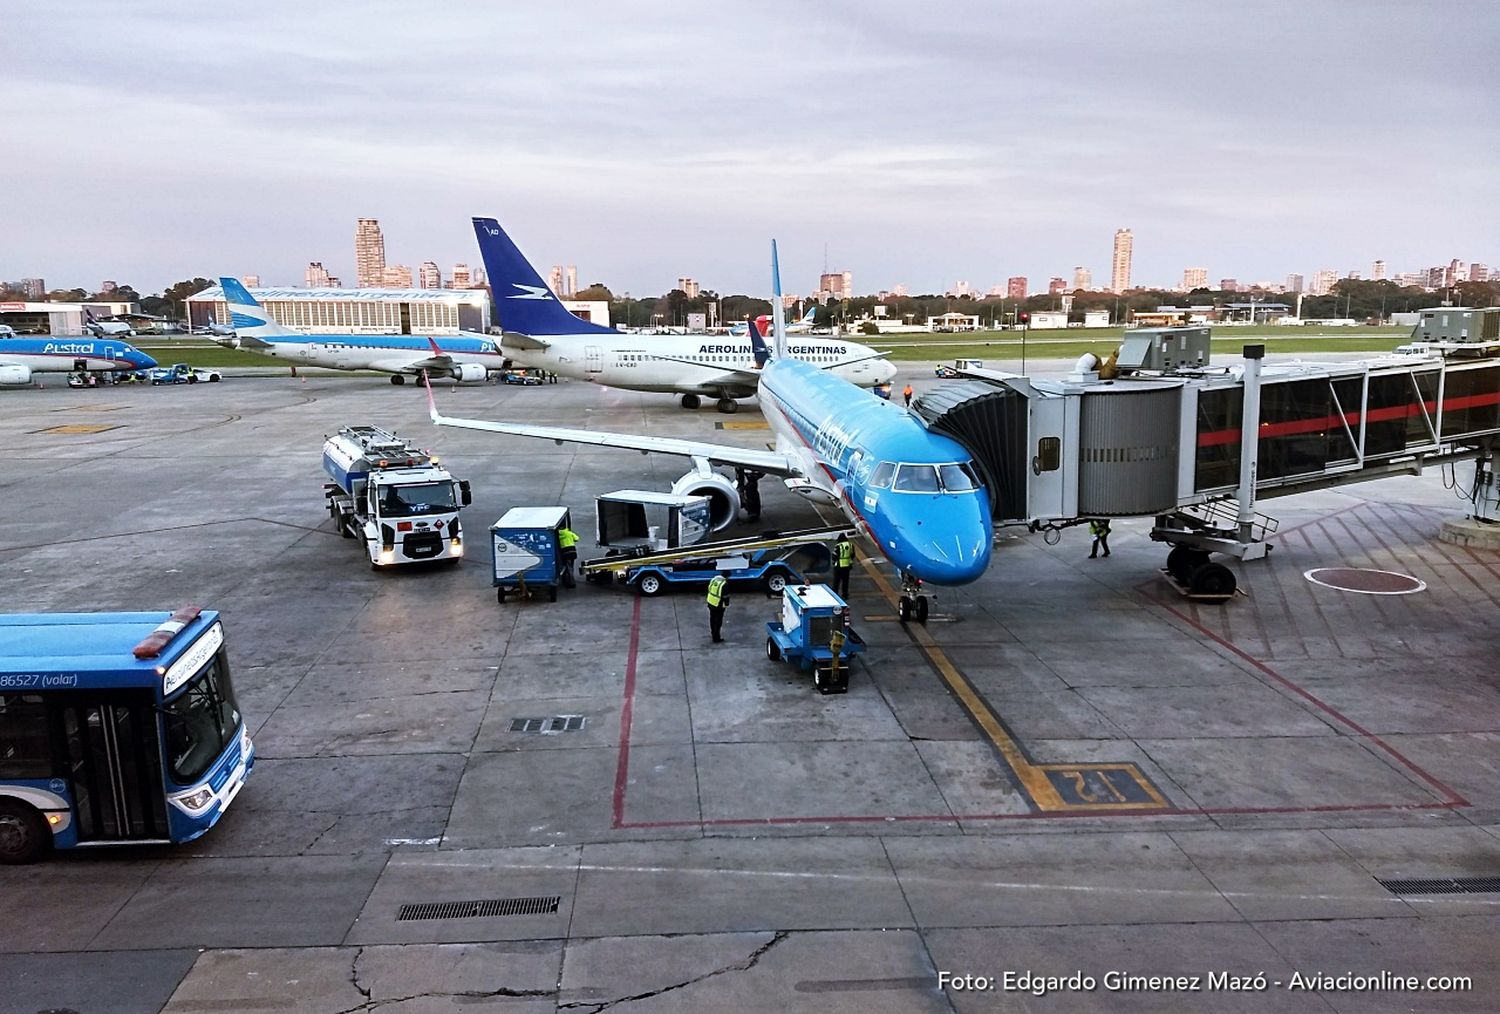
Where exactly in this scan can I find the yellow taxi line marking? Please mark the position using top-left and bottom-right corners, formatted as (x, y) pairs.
(855, 552), (1068, 810)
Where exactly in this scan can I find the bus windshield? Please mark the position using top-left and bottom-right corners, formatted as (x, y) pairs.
(163, 653), (241, 784)
(379, 481), (456, 518)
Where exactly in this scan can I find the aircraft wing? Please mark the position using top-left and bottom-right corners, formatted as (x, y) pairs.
(425, 379), (797, 476)
(371, 353), (456, 375)
(217, 334), (274, 350)
(644, 354), (763, 387)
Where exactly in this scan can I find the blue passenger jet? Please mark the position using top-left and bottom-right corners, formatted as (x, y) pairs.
(213, 278), (504, 384)
(426, 241), (991, 619)
(0, 337), (157, 387)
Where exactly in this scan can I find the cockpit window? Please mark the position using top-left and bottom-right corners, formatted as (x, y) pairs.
(939, 462), (981, 492)
(869, 461), (896, 488)
(893, 464), (941, 493)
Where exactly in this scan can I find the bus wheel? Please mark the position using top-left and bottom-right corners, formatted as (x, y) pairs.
(0, 800), (49, 864)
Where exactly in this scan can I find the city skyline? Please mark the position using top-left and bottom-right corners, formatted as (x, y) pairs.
(4, 2), (1496, 298)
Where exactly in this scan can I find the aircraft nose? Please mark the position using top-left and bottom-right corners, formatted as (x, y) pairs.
(136, 351), (158, 369)
(878, 491), (992, 586)
(919, 528), (992, 585)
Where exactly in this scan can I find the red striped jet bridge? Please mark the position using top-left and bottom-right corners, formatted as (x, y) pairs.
(915, 318), (1500, 598)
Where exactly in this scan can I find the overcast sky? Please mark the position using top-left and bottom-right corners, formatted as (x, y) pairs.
(4, 1), (1496, 297)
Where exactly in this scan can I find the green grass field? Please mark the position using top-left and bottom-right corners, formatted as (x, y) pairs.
(135, 324), (1418, 370)
(872, 325), (1414, 363)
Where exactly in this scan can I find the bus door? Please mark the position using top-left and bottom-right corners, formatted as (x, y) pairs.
(53, 693), (169, 842)
(585, 345), (603, 375)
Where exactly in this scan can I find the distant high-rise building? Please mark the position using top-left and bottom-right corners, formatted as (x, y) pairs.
(1372, 259), (1386, 281)
(1426, 266), (1446, 288)
(1181, 267), (1208, 291)
(819, 272), (852, 301)
(1285, 273), (1304, 293)
(1311, 269), (1338, 295)
(887, 283), (908, 298)
(305, 262), (332, 288)
(418, 261), (441, 289)
(1072, 266), (1091, 290)
(1346, 271), (1361, 280)
(241, 275), (261, 288)
(1219, 279), (1239, 292)
(1047, 277), (1068, 296)
(472, 267), (486, 287)
(948, 280), (971, 297)
(451, 264), (472, 289)
(380, 265), (413, 288)
(985, 285), (1005, 297)
(1006, 276), (1027, 300)
(354, 218), (386, 288)
(1110, 229), (1133, 292)
(677, 277), (700, 298)
(1446, 259), (1466, 286)
(1471, 263), (1490, 283)
(20, 278), (44, 299)
(99, 280), (117, 294)
(565, 266), (578, 297)
(1394, 272), (1423, 287)
(548, 265), (564, 295)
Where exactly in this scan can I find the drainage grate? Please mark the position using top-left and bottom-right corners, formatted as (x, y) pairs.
(510, 715), (586, 734)
(396, 896), (561, 921)
(1378, 876), (1500, 897)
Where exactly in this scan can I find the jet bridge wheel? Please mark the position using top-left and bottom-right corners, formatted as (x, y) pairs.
(1167, 546), (1211, 583)
(1188, 562), (1237, 598)
(716, 398), (739, 414)
(681, 394), (702, 410)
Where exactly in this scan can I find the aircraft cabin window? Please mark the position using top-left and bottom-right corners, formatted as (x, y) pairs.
(893, 464), (941, 493)
(869, 461), (896, 488)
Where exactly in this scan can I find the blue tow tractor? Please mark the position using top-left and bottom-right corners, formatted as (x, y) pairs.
(491, 506), (571, 603)
(765, 583), (865, 694)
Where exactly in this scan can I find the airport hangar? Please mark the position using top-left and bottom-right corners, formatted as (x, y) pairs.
(0, 299), (141, 335)
(186, 285), (612, 335)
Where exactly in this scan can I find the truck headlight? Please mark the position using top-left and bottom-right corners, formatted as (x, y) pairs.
(450, 538), (463, 556)
(379, 549), (395, 565)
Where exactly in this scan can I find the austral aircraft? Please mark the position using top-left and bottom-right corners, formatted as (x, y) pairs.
(426, 242), (991, 621)
(0, 337), (157, 386)
(213, 278), (504, 384)
(471, 217), (897, 414)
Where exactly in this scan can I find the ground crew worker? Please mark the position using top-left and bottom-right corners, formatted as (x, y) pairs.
(1088, 518), (1112, 559)
(706, 572), (729, 643)
(558, 524), (580, 587)
(832, 535), (854, 598)
(902, 383), (914, 407)
(744, 470), (763, 522)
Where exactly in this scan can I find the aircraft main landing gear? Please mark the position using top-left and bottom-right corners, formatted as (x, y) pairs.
(390, 374), (406, 385)
(716, 398), (739, 414)
(896, 571), (929, 624)
(680, 393), (701, 410)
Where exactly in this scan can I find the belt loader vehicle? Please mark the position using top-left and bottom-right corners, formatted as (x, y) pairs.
(322, 425), (472, 569)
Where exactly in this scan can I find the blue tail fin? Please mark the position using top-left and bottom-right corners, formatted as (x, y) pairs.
(471, 217), (615, 336)
(219, 277), (293, 336)
(747, 319), (771, 367)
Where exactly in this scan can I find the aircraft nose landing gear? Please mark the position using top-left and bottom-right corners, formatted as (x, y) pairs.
(897, 571), (930, 624)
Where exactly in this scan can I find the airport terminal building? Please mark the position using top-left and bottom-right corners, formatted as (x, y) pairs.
(186, 286), (493, 335)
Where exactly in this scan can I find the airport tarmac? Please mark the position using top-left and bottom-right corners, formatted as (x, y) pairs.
(2, 365), (1499, 1013)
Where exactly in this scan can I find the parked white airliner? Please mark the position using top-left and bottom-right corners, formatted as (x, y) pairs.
(473, 217), (896, 413)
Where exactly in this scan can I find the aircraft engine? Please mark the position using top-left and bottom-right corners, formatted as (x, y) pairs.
(671, 469), (740, 532)
(453, 363), (488, 384)
(0, 365), (32, 386)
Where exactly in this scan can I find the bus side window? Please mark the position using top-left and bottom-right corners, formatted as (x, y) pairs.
(0, 694), (52, 778)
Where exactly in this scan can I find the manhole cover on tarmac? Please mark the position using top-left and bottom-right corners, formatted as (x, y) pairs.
(1304, 567), (1426, 595)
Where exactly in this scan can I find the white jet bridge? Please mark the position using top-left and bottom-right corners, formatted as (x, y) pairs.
(914, 313), (1500, 597)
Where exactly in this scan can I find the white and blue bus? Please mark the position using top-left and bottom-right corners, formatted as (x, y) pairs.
(0, 607), (254, 863)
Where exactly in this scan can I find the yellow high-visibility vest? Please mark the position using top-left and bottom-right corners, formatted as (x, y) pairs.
(835, 540), (853, 567)
(706, 575), (727, 607)
(558, 527), (579, 549)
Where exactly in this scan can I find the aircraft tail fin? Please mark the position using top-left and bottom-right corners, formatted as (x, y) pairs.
(770, 240), (787, 359)
(219, 277), (295, 336)
(471, 217), (615, 336)
(747, 318), (771, 368)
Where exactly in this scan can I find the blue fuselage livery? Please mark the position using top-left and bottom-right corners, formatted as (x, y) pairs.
(0, 337), (157, 384)
(758, 356), (992, 585)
